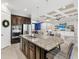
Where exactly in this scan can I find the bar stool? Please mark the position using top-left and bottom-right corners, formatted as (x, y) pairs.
(46, 41), (74, 59)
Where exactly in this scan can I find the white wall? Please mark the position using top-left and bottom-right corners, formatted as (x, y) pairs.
(1, 4), (11, 49)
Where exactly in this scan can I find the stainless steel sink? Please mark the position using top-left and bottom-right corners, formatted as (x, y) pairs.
(28, 36), (39, 41)
(25, 35), (39, 41)
(28, 36), (37, 38)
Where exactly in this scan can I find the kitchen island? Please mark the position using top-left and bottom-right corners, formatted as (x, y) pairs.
(20, 34), (64, 59)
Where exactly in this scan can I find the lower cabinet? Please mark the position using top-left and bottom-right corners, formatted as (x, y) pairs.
(21, 39), (36, 59)
(21, 39), (25, 53)
(21, 39), (30, 58)
(21, 39), (46, 59)
(29, 43), (36, 59)
(36, 47), (41, 59)
(25, 40), (30, 59)
(40, 49), (45, 59)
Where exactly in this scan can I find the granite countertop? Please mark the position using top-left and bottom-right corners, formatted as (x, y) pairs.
(20, 34), (64, 51)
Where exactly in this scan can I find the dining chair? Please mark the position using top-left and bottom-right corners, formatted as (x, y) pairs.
(46, 41), (74, 59)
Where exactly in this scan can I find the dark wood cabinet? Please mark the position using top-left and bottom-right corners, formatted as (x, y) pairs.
(21, 39), (36, 59)
(16, 16), (22, 25)
(11, 15), (31, 25)
(26, 18), (31, 24)
(21, 39), (30, 58)
(21, 38), (46, 59)
(21, 38), (25, 53)
(29, 43), (36, 59)
(36, 47), (41, 59)
(25, 40), (30, 59)
(11, 15), (17, 25)
(23, 17), (31, 24)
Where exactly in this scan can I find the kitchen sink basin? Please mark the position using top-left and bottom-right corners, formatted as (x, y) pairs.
(28, 36), (37, 38)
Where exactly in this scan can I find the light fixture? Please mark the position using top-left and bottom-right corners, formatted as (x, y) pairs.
(46, 20), (49, 21)
(24, 8), (27, 11)
(46, 19), (50, 22)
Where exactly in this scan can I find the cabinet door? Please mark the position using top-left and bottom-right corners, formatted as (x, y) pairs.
(22, 39), (25, 53)
(11, 15), (23, 25)
(25, 40), (30, 59)
(12, 15), (31, 25)
(11, 16), (17, 25)
(20, 37), (23, 50)
(23, 17), (27, 24)
(24, 18), (31, 24)
(40, 49), (45, 59)
(36, 47), (41, 59)
(16, 16), (22, 25)
(27, 18), (31, 24)
(29, 43), (36, 59)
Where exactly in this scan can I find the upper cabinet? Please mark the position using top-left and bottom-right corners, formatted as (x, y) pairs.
(25, 18), (31, 24)
(11, 15), (17, 25)
(11, 15), (31, 25)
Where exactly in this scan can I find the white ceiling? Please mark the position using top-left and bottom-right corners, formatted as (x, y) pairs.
(2, 0), (78, 21)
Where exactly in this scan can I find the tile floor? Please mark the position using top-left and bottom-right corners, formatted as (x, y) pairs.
(1, 43), (78, 59)
(1, 43), (26, 59)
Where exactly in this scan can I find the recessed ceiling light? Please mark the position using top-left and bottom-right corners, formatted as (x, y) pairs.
(46, 20), (49, 21)
(46, 19), (50, 22)
(24, 8), (27, 11)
